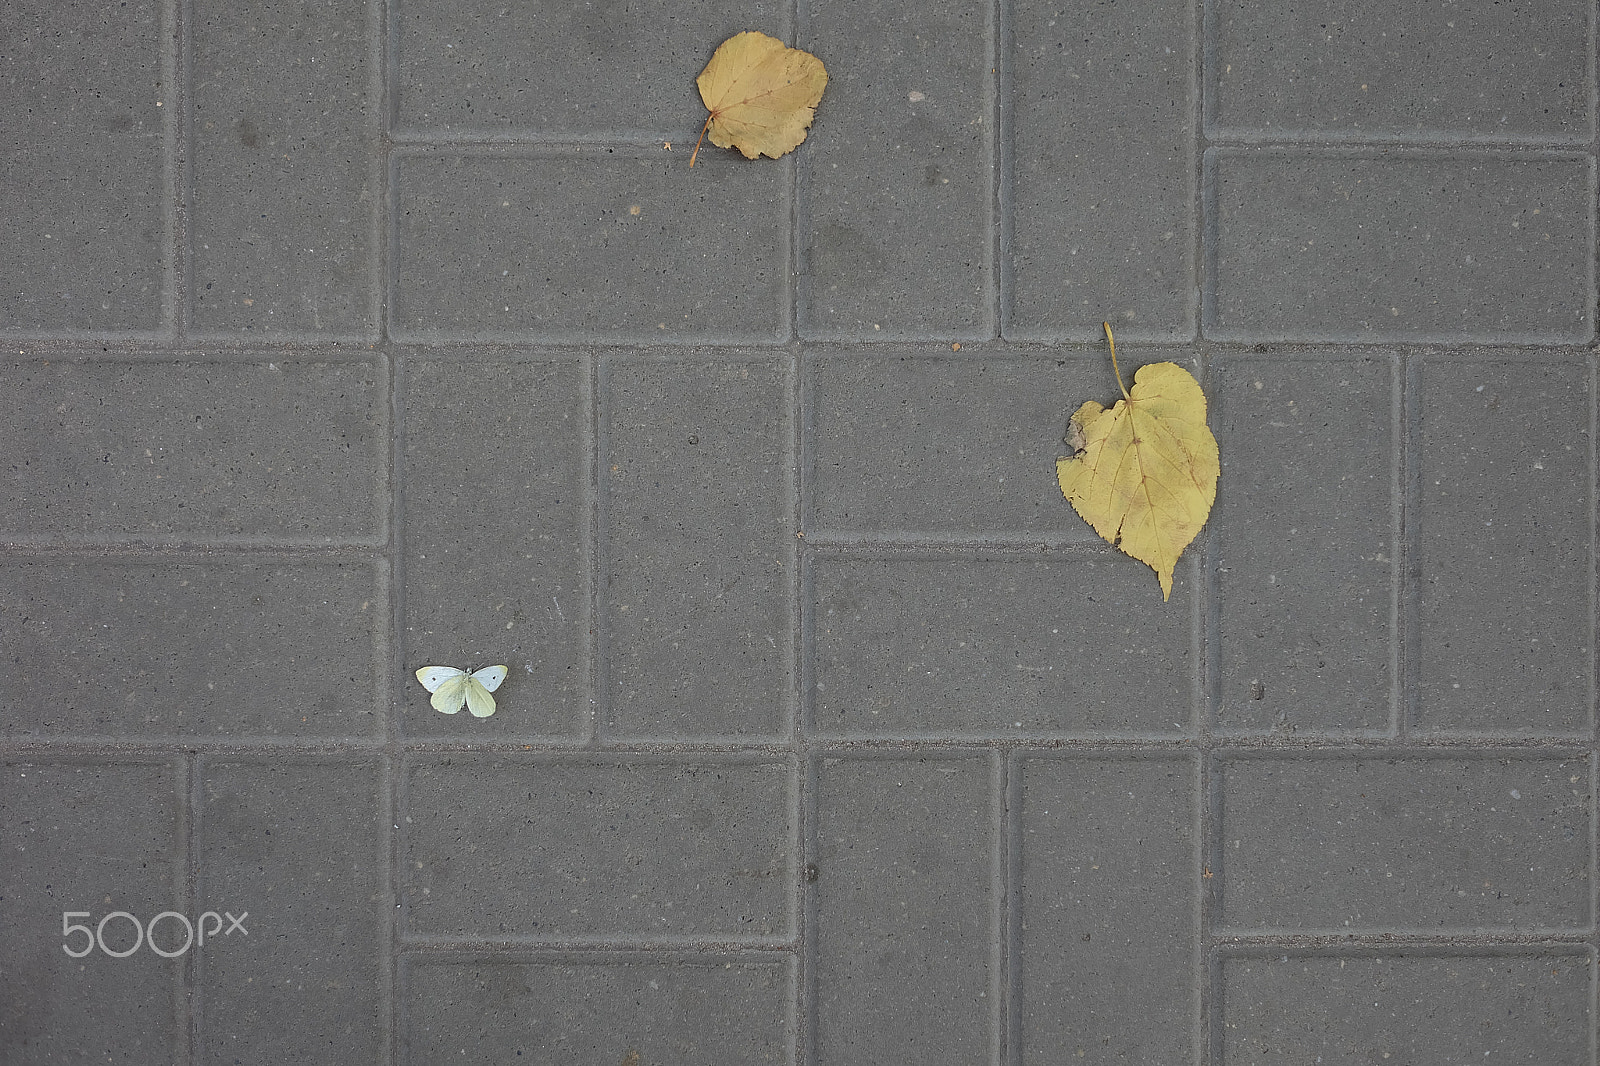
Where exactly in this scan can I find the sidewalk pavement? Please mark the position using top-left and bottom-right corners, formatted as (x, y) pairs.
(1, 0), (1595, 1063)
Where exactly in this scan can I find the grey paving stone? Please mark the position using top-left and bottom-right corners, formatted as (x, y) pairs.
(1205, 151), (1593, 342)
(0, 760), (179, 1063)
(195, 758), (380, 1065)
(0, 359), (382, 541)
(1416, 360), (1591, 734)
(404, 757), (792, 937)
(403, 358), (587, 739)
(1221, 952), (1591, 1066)
(0, 559), (379, 737)
(1007, 0), (1193, 340)
(1, 0), (165, 331)
(811, 556), (1191, 736)
(1211, 356), (1393, 732)
(1209, 0), (1591, 142)
(13, 0), (1600, 1053)
(604, 358), (791, 739)
(394, 0), (784, 136)
(801, 0), (991, 338)
(1017, 756), (1195, 1065)
(812, 755), (992, 1063)
(391, 152), (786, 343)
(807, 353), (1116, 535)
(1218, 756), (1591, 931)
(190, 0), (375, 335)
(402, 957), (790, 1064)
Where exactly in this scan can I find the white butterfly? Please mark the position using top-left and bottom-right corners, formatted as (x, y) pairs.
(414, 665), (508, 718)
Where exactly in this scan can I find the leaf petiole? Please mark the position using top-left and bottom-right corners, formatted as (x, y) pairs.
(689, 112), (714, 168)
(1105, 321), (1130, 400)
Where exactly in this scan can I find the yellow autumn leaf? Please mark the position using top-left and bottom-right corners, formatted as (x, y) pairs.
(1056, 323), (1219, 601)
(691, 31), (828, 167)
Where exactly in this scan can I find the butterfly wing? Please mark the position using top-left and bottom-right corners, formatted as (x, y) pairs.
(463, 678), (498, 718)
(416, 666), (466, 692)
(471, 665), (509, 693)
(433, 676), (470, 714)
(416, 667), (469, 714)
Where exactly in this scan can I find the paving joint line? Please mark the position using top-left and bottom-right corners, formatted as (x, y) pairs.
(1214, 931), (1596, 949)
(375, 0), (400, 1052)
(9, 334), (1598, 357)
(399, 935), (797, 953)
(6, 734), (1592, 757)
(591, 353), (612, 746)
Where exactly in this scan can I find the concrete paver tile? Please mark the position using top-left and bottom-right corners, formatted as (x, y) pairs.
(394, 0), (785, 136)
(1417, 359), (1592, 734)
(1205, 151), (1593, 342)
(190, 0), (376, 335)
(403, 358), (588, 739)
(1, 0), (165, 331)
(811, 755), (992, 1063)
(819, 752), (992, 1056)
(604, 358), (791, 739)
(801, 0), (992, 338)
(0, 760), (180, 1062)
(403, 757), (792, 938)
(1007, 0), (1194, 340)
(807, 353), (1114, 536)
(811, 556), (1190, 736)
(403, 958), (790, 1064)
(1212, 356), (1393, 732)
(0, 358), (383, 541)
(196, 758), (381, 1064)
(1017, 756), (1195, 1064)
(0, 560), (380, 738)
(1221, 953), (1592, 1065)
(1209, 0), (1592, 141)
(391, 152), (786, 343)
(1218, 757), (1591, 931)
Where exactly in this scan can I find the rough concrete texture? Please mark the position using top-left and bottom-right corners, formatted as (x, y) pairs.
(0, 0), (1595, 1062)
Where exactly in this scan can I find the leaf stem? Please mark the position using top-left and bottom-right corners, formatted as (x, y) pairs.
(689, 113), (713, 168)
(1105, 322), (1130, 400)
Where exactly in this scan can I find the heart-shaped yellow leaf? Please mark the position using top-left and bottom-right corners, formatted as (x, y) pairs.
(691, 31), (828, 167)
(1057, 324), (1219, 600)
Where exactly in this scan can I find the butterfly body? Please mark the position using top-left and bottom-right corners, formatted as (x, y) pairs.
(415, 665), (508, 717)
